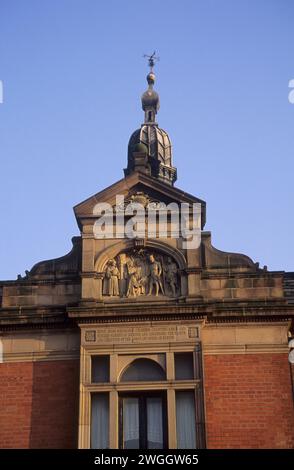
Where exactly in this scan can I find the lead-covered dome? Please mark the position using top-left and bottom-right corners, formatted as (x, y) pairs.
(128, 125), (172, 167)
(124, 69), (177, 186)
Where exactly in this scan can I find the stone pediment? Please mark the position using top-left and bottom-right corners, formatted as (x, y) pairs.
(73, 171), (206, 230)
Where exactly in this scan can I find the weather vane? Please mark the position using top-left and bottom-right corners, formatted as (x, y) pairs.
(143, 51), (160, 72)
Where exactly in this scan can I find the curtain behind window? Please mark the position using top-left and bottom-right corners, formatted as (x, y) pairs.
(176, 391), (196, 449)
(123, 397), (140, 449)
(147, 397), (163, 449)
(91, 393), (109, 449)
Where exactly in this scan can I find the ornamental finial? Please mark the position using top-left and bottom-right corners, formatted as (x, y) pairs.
(143, 51), (160, 73)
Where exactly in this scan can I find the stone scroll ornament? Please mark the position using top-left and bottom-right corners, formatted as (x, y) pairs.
(102, 249), (180, 298)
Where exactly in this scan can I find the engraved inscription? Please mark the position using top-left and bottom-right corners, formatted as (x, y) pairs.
(82, 325), (199, 345)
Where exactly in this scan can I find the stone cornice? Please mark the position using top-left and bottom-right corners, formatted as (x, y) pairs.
(0, 305), (72, 331)
(201, 271), (284, 280)
(1, 299), (293, 331)
(0, 278), (81, 286)
(68, 301), (294, 325)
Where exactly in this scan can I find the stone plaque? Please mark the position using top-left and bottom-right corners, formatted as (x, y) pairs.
(188, 327), (198, 338)
(85, 330), (96, 342)
(82, 324), (199, 345)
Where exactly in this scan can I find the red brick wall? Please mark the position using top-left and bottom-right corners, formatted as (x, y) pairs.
(1, 354), (293, 448)
(0, 360), (79, 448)
(204, 353), (294, 448)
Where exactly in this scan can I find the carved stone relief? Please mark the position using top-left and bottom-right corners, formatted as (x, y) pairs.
(115, 191), (166, 213)
(102, 259), (120, 296)
(102, 249), (181, 298)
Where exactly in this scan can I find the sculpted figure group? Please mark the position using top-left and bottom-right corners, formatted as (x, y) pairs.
(103, 250), (179, 298)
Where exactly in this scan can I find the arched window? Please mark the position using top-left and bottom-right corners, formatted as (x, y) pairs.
(120, 358), (166, 382)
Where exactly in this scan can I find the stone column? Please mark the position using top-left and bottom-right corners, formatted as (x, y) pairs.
(167, 389), (177, 449)
(109, 391), (119, 449)
(78, 346), (91, 448)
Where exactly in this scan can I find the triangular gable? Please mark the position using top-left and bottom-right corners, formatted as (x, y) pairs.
(73, 172), (206, 230)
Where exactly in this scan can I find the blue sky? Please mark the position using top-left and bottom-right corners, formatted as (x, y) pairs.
(0, 0), (293, 279)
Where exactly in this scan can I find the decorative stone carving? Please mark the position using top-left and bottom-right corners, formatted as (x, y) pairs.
(16, 270), (30, 281)
(115, 191), (166, 213)
(126, 256), (147, 297)
(164, 256), (178, 297)
(102, 249), (180, 298)
(85, 330), (96, 342)
(147, 254), (164, 296)
(103, 259), (120, 296)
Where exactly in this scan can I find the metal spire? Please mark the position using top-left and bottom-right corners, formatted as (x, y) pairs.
(141, 52), (160, 123)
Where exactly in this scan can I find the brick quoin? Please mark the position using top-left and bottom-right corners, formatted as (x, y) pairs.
(0, 360), (79, 449)
(204, 353), (294, 449)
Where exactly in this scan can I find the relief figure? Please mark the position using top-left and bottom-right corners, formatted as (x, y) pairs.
(103, 259), (120, 296)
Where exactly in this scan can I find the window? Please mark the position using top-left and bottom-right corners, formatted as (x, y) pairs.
(92, 355), (110, 383)
(91, 393), (109, 449)
(175, 352), (194, 380)
(120, 392), (167, 449)
(121, 358), (166, 381)
(82, 347), (205, 449)
(176, 391), (196, 449)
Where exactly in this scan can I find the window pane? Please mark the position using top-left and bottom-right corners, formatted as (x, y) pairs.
(175, 353), (194, 380)
(123, 397), (140, 449)
(176, 391), (196, 449)
(121, 359), (165, 381)
(147, 397), (163, 449)
(92, 355), (110, 382)
(91, 393), (109, 449)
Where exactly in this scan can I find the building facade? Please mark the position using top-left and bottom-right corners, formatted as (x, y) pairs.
(0, 66), (294, 449)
